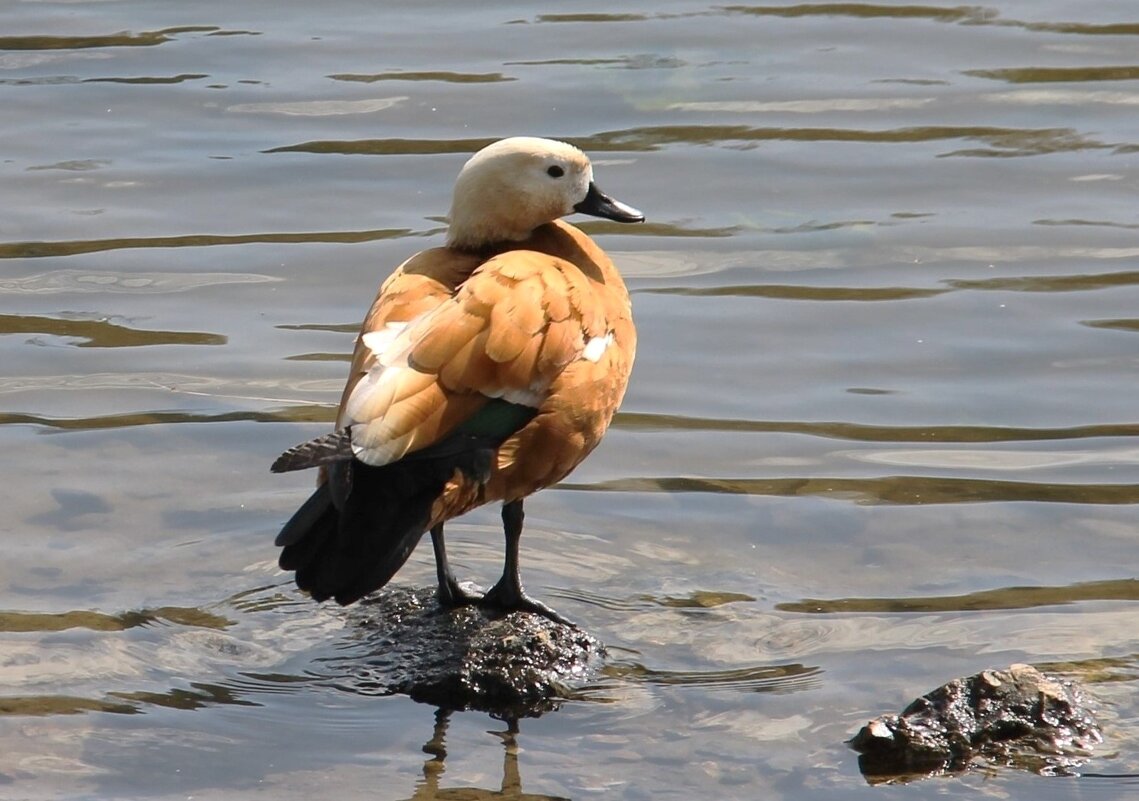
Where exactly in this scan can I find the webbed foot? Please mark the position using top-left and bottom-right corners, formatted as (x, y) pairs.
(436, 577), (483, 609)
(479, 579), (576, 628)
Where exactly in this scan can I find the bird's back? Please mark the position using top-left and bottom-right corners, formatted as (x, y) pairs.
(334, 218), (635, 524)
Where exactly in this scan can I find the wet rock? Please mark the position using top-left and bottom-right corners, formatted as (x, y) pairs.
(342, 587), (604, 717)
(850, 663), (1102, 783)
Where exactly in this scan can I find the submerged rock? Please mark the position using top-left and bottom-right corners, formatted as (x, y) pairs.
(850, 663), (1102, 783)
(342, 587), (604, 717)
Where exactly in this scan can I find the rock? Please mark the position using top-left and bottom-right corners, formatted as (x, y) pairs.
(339, 587), (604, 717)
(850, 663), (1102, 783)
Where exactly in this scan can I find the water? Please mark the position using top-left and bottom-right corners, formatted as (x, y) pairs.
(3, 0), (1138, 797)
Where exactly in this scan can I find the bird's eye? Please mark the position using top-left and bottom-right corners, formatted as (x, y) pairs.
(546, 165), (565, 178)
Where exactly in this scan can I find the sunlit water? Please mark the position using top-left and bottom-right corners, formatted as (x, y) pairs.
(3, 0), (1138, 798)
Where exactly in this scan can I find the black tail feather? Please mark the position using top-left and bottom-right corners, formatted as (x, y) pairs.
(275, 481), (334, 549)
(271, 428), (353, 473)
(275, 437), (496, 606)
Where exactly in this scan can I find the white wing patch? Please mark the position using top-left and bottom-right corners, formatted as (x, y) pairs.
(342, 319), (421, 461)
(582, 332), (614, 363)
(361, 321), (409, 361)
(494, 386), (544, 408)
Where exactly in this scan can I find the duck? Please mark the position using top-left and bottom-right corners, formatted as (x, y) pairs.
(271, 136), (643, 625)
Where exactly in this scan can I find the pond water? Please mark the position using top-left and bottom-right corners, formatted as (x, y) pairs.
(3, 0), (1138, 798)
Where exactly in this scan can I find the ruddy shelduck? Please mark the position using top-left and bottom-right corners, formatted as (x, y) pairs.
(271, 136), (643, 624)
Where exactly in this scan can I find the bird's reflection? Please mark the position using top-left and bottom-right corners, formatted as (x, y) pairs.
(404, 708), (569, 801)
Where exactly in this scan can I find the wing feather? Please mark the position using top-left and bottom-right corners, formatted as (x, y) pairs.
(338, 249), (594, 467)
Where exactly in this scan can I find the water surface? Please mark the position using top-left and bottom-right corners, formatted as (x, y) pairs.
(3, 0), (1138, 798)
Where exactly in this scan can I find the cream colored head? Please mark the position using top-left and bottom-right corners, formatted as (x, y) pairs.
(446, 136), (643, 250)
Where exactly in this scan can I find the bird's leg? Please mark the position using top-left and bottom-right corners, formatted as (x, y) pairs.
(480, 500), (575, 627)
(431, 523), (482, 607)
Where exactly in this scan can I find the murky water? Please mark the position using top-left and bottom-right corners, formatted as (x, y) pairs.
(3, 0), (1138, 797)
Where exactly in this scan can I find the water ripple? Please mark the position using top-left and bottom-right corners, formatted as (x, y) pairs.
(719, 4), (1139, 37)
(83, 73), (209, 85)
(0, 696), (137, 716)
(778, 578), (1139, 614)
(0, 406), (333, 432)
(638, 284), (946, 301)
(327, 70), (514, 83)
(549, 588), (756, 612)
(945, 269), (1139, 292)
(0, 269), (279, 294)
(1037, 218), (1139, 230)
(719, 4), (993, 24)
(532, 13), (648, 23)
(606, 661), (822, 693)
(227, 97), (407, 116)
(613, 412), (1139, 443)
(267, 125), (1110, 157)
(562, 475), (1139, 505)
(110, 683), (261, 712)
(0, 26), (219, 51)
(0, 607), (232, 633)
(0, 228), (414, 260)
(0, 313), (225, 348)
(968, 65), (1139, 83)
(1083, 318), (1139, 334)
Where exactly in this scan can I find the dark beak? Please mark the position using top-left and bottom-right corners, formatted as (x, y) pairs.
(573, 182), (644, 223)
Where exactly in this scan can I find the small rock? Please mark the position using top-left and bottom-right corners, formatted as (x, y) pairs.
(850, 663), (1102, 783)
(339, 587), (604, 717)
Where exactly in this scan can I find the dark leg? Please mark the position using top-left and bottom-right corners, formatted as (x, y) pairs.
(480, 500), (574, 626)
(431, 523), (481, 607)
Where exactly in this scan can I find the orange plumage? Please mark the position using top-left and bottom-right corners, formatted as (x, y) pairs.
(272, 137), (642, 624)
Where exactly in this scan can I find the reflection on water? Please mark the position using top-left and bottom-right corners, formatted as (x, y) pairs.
(0, 695), (138, 716)
(267, 124), (1110, 157)
(0, 406), (329, 431)
(3, 0), (1139, 797)
(613, 412), (1139, 443)
(0, 228), (416, 259)
(329, 71), (516, 84)
(966, 66), (1139, 84)
(605, 661), (822, 693)
(0, 313), (226, 348)
(0, 27), (222, 51)
(945, 269), (1139, 293)
(779, 578), (1139, 614)
(407, 710), (569, 801)
(566, 475), (1139, 505)
(0, 606), (231, 633)
(0, 269), (279, 294)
